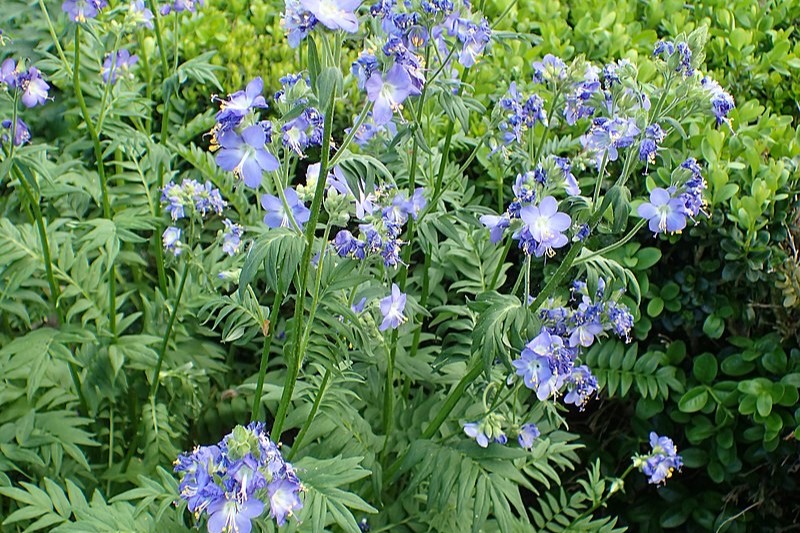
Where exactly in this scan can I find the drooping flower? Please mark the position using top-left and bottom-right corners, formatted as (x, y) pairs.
(365, 63), (413, 125)
(379, 283), (406, 331)
(463, 414), (507, 448)
(102, 49), (138, 84)
(268, 478), (304, 526)
(700, 76), (735, 126)
(215, 125), (279, 188)
(480, 214), (510, 244)
(0, 59), (19, 87)
(563, 365), (598, 409)
(517, 423), (540, 450)
(221, 219), (244, 255)
(679, 157), (707, 219)
(1, 118), (31, 146)
(299, 0), (360, 33)
(162, 226), (182, 256)
(639, 123), (666, 165)
(261, 188), (311, 230)
(352, 52), (379, 90)
(637, 187), (686, 235)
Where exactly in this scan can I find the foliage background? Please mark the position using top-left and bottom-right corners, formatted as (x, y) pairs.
(0, 0), (799, 531)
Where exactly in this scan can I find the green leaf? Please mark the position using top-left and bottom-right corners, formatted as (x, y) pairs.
(678, 386), (709, 413)
(692, 353), (718, 384)
(239, 228), (304, 296)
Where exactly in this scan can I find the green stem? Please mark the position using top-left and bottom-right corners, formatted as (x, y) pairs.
(287, 367), (331, 461)
(250, 288), (283, 421)
(328, 101), (373, 168)
(149, 260), (190, 400)
(489, 238), (513, 290)
(574, 219), (647, 267)
(14, 165), (89, 415)
(73, 26), (117, 339)
(271, 93), (336, 440)
(568, 465), (635, 527)
(149, 0), (172, 297)
(432, 67), (470, 199)
(37, 0), (72, 77)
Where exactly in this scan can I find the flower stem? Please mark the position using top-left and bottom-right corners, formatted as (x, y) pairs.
(271, 92), (336, 440)
(574, 218), (647, 267)
(37, 0), (72, 77)
(489, 237), (513, 290)
(73, 25), (117, 339)
(286, 367), (331, 461)
(250, 287), (283, 422)
(13, 163), (89, 415)
(149, 260), (190, 401)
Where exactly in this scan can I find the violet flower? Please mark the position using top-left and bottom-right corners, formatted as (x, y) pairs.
(102, 49), (138, 84)
(379, 283), (406, 331)
(366, 63), (413, 125)
(300, 0), (360, 33)
(637, 187), (686, 235)
(261, 188), (310, 230)
(215, 125), (279, 188)
(207, 496), (264, 533)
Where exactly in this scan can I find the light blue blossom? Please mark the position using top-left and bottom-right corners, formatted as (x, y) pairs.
(261, 188), (311, 230)
(216, 125), (279, 188)
(637, 187), (686, 235)
(379, 283), (406, 331)
(366, 63), (414, 125)
(517, 423), (540, 450)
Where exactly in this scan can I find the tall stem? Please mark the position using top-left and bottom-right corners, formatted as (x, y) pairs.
(271, 95), (336, 440)
(287, 367), (331, 461)
(37, 0), (72, 77)
(14, 165), (88, 415)
(73, 26), (117, 339)
(149, 260), (190, 400)
(250, 287), (284, 421)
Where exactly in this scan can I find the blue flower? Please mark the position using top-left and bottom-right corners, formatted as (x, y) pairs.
(128, 0), (154, 28)
(366, 63), (414, 125)
(379, 283), (406, 331)
(639, 123), (665, 165)
(352, 52), (379, 90)
(0, 59), (19, 87)
(638, 432), (683, 485)
(532, 54), (566, 84)
(351, 296), (367, 313)
(221, 219), (244, 256)
(518, 196), (571, 257)
(581, 117), (641, 169)
(283, 0), (318, 48)
(19, 67), (49, 108)
(261, 188), (311, 230)
(215, 77), (268, 127)
(268, 478), (304, 526)
(701, 76), (735, 126)
(637, 187), (686, 235)
(512, 331), (562, 400)
(679, 158), (707, 219)
(299, 0), (360, 33)
(282, 108), (324, 156)
(162, 227), (182, 255)
(1, 118), (31, 146)
(159, 0), (202, 15)
(62, 0), (107, 22)
(102, 49), (138, 84)
(517, 423), (540, 450)
(480, 214), (510, 244)
(463, 417), (506, 448)
(563, 365), (598, 409)
(216, 125), (279, 188)
(457, 19), (491, 67)
(207, 496), (264, 533)
(552, 156), (580, 195)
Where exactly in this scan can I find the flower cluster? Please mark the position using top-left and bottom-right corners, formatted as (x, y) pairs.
(463, 413), (540, 451)
(496, 82), (547, 146)
(211, 77), (279, 188)
(637, 157), (708, 235)
(174, 422), (303, 532)
(512, 279), (633, 408)
(331, 183), (426, 268)
(633, 432), (683, 485)
(102, 49), (138, 84)
(160, 179), (240, 256)
(1, 59), (49, 108)
(62, 0), (108, 23)
(160, 0), (203, 16)
(1, 59), (50, 147)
